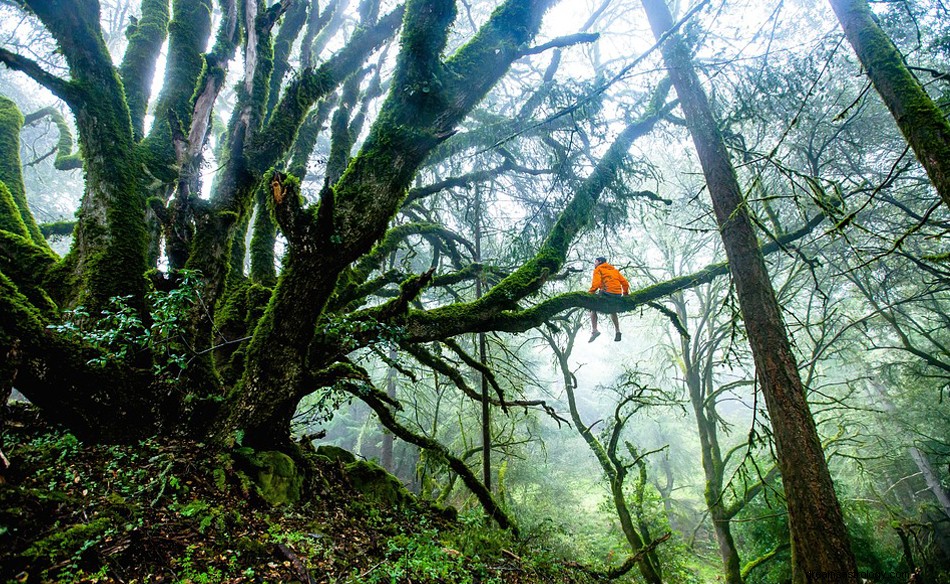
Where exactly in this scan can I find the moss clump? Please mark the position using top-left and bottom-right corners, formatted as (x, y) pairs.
(246, 450), (303, 506)
(22, 517), (112, 572)
(0, 229), (59, 314)
(0, 181), (28, 237)
(315, 444), (357, 464)
(39, 219), (77, 239)
(344, 459), (412, 508)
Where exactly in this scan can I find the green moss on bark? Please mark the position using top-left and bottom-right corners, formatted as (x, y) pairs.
(140, 0), (213, 182)
(829, 0), (950, 206)
(0, 96), (47, 248)
(0, 229), (58, 314)
(118, 0), (170, 139)
(0, 182), (28, 237)
(249, 185), (277, 286)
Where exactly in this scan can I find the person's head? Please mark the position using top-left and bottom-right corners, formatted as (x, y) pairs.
(594, 256), (607, 266)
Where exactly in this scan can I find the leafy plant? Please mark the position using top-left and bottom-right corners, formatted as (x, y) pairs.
(48, 269), (204, 375)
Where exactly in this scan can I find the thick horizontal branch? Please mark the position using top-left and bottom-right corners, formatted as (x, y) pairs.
(0, 48), (75, 103)
(400, 213), (825, 341)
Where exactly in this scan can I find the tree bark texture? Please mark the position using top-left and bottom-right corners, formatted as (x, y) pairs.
(828, 0), (950, 208)
(640, 1), (859, 582)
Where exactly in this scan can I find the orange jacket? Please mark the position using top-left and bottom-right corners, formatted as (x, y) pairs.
(589, 262), (629, 295)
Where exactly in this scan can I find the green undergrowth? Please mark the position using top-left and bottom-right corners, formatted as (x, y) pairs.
(0, 404), (600, 583)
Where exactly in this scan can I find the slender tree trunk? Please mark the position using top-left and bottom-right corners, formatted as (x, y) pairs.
(474, 187), (491, 493)
(827, 0), (950, 207)
(380, 348), (397, 471)
(678, 321), (743, 584)
(551, 329), (663, 584)
(870, 381), (950, 560)
(640, 2), (859, 582)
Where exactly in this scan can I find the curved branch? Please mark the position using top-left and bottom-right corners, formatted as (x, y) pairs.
(519, 32), (599, 57)
(341, 378), (518, 533)
(403, 342), (566, 424)
(441, 338), (508, 411)
(0, 48), (75, 104)
(22, 107), (82, 170)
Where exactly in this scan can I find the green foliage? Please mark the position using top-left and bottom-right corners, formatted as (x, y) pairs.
(47, 269), (203, 373)
(359, 523), (499, 584)
(321, 314), (407, 352)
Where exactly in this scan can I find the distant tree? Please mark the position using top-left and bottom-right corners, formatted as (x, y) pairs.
(544, 313), (669, 583)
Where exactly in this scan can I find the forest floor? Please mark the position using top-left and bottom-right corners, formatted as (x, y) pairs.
(0, 403), (602, 584)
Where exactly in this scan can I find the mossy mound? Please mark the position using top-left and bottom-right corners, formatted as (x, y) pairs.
(245, 450), (304, 505)
(0, 404), (599, 583)
(315, 443), (357, 464)
(345, 459), (413, 508)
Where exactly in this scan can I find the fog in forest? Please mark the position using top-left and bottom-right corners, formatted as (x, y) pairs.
(0, 0), (948, 582)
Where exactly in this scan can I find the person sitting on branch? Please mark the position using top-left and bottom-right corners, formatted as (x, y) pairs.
(588, 256), (629, 342)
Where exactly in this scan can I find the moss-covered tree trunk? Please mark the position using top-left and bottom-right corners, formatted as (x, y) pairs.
(222, 0), (559, 447)
(0, 98), (48, 248)
(25, 0), (148, 312)
(827, 0), (950, 207)
(640, 1), (859, 582)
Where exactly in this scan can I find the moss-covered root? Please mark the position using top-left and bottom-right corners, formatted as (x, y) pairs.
(346, 381), (519, 536)
(0, 96), (49, 248)
(828, 0), (950, 206)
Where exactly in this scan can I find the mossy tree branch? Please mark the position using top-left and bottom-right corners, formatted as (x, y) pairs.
(247, 4), (406, 175)
(186, 0), (242, 163)
(264, 0), (310, 120)
(341, 376), (519, 533)
(0, 47), (76, 104)
(22, 106), (83, 171)
(0, 270), (157, 441)
(472, 85), (673, 312)
(23, 0), (149, 311)
(140, 0), (213, 182)
(396, 213), (825, 341)
(828, 0), (950, 208)
(0, 97), (48, 248)
(225, 0), (561, 448)
(118, 0), (170, 140)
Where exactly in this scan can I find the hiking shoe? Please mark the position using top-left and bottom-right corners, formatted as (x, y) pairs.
(588, 331), (601, 343)
(614, 332), (622, 342)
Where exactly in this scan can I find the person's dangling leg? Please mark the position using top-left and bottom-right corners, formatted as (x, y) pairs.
(610, 313), (621, 342)
(589, 310), (601, 342)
